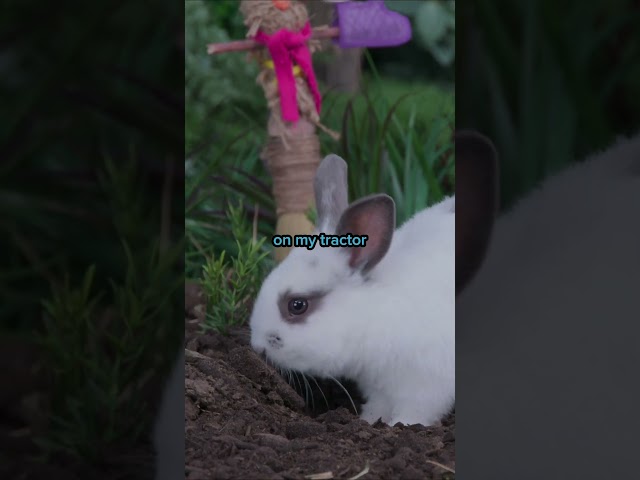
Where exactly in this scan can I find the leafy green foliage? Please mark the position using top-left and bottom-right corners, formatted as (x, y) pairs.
(1, 0), (183, 328)
(185, 138), (275, 279)
(37, 237), (183, 460)
(185, 0), (273, 280)
(1, 2), (184, 463)
(204, 0), (248, 40)
(200, 203), (272, 333)
(28, 154), (184, 460)
(322, 54), (455, 223)
(185, 72), (454, 276)
(185, 0), (264, 160)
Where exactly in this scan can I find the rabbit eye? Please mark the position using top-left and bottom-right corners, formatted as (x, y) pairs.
(278, 291), (327, 323)
(288, 298), (308, 315)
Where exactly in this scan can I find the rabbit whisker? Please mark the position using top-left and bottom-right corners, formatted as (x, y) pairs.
(301, 373), (314, 410)
(293, 371), (304, 403)
(292, 370), (303, 394)
(309, 375), (330, 411)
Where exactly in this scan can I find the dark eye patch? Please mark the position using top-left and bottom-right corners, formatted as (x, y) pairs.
(278, 289), (328, 324)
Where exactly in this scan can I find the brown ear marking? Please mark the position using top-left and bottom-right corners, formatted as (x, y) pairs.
(455, 130), (499, 294)
(335, 194), (396, 275)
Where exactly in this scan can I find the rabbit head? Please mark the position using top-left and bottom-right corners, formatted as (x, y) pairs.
(249, 154), (396, 378)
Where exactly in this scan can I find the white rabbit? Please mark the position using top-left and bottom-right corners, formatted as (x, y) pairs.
(250, 154), (455, 426)
(456, 130), (640, 479)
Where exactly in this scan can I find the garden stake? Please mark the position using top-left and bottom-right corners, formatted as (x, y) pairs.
(207, 0), (412, 262)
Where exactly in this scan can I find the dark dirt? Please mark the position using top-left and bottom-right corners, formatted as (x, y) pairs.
(185, 284), (455, 480)
(0, 281), (455, 480)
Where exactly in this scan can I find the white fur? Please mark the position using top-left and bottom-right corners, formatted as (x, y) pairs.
(250, 196), (455, 426)
(457, 133), (640, 478)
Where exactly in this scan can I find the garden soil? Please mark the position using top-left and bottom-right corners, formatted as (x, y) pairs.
(184, 283), (456, 480)
(0, 283), (455, 480)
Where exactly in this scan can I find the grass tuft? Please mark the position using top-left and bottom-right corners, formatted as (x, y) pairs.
(200, 202), (273, 334)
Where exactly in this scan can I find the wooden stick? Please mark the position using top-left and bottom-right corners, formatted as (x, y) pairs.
(207, 26), (340, 55)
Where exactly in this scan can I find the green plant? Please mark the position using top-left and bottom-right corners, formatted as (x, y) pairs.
(29, 155), (183, 461)
(204, 0), (248, 40)
(0, 1), (183, 471)
(185, 138), (275, 278)
(185, 70), (454, 275)
(185, 0), (275, 278)
(337, 97), (454, 223)
(321, 55), (455, 223)
(185, 0), (265, 161)
(37, 238), (183, 461)
(200, 202), (273, 334)
(185, 1), (455, 283)
(185, 75), (454, 272)
(185, 0), (455, 264)
(1, 0), (183, 330)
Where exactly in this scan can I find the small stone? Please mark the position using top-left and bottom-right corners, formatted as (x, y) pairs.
(266, 390), (283, 405)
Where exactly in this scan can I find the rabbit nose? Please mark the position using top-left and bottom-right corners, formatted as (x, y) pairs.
(267, 333), (283, 349)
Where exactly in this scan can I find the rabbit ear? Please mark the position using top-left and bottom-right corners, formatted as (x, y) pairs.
(314, 154), (349, 232)
(336, 194), (395, 275)
(455, 130), (499, 294)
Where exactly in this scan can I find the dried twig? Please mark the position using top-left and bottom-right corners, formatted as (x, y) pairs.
(425, 459), (455, 474)
(348, 461), (371, 480)
(304, 471), (334, 480)
(207, 26), (339, 54)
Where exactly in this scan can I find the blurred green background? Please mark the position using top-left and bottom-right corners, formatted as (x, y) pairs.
(0, 0), (184, 469)
(457, 0), (640, 210)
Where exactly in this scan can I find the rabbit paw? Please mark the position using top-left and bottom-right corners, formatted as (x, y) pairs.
(360, 397), (390, 424)
(389, 406), (438, 427)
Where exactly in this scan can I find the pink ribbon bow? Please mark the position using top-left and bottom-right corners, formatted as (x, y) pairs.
(254, 22), (322, 123)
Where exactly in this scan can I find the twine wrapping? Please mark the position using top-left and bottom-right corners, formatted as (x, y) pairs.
(261, 133), (321, 215)
(239, 0), (339, 142)
(240, 1), (310, 37)
(254, 22), (321, 123)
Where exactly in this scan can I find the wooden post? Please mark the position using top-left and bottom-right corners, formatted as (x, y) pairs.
(207, 0), (412, 262)
(210, 0), (339, 263)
